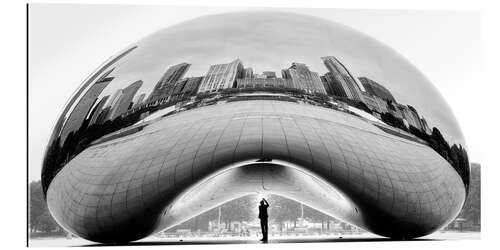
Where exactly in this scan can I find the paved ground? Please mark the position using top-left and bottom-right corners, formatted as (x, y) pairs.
(29, 231), (480, 247)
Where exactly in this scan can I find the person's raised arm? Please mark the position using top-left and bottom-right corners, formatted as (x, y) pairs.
(262, 198), (269, 207)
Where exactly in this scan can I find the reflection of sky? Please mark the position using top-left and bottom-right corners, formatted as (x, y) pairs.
(91, 12), (464, 145)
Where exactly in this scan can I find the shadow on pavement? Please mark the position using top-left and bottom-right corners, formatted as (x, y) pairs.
(80, 237), (440, 247)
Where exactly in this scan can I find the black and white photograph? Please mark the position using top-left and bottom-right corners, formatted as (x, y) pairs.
(16, 1), (495, 249)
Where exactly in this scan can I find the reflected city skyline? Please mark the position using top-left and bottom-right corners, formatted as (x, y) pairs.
(43, 52), (470, 195)
(52, 12), (464, 145)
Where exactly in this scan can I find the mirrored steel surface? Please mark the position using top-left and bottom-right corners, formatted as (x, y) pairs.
(42, 12), (469, 243)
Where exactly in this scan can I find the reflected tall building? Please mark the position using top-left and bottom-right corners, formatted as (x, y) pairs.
(198, 59), (244, 93)
(361, 92), (381, 113)
(243, 68), (254, 79)
(171, 76), (205, 96)
(421, 117), (432, 134)
(373, 95), (389, 113)
(148, 63), (191, 103)
(393, 104), (424, 130)
(253, 74), (267, 79)
(358, 77), (396, 102)
(263, 71), (277, 79)
(132, 93), (146, 109)
(181, 77), (203, 95)
(406, 105), (424, 130)
(88, 95), (110, 126)
(282, 62), (326, 94)
(107, 89), (123, 111)
(171, 78), (189, 96)
(236, 78), (293, 89)
(108, 80), (143, 120)
(48, 47), (137, 144)
(93, 106), (111, 125)
(387, 101), (403, 120)
(321, 56), (364, 102)
(59, 71), (114, 142)
(323, 72), (348, 98)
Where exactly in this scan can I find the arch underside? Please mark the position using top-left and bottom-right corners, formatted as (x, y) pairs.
(158, 161), (361, 233)
(46, 100), (466, 243)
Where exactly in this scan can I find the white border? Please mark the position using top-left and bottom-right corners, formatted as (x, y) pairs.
(2, 0), (498, 250)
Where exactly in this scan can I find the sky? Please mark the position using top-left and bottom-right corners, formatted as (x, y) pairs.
(28, 4), (481, 181)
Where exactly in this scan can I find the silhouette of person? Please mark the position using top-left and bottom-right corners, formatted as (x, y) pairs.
(258, 198), (269, 241)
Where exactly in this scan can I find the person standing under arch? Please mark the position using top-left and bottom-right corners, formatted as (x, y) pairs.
(258, 198), (269, 241)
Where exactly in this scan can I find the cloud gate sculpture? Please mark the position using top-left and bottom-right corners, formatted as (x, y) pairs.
(41, 12), (470, 243)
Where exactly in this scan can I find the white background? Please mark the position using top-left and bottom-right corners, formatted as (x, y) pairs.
(1, 0), (498, 249)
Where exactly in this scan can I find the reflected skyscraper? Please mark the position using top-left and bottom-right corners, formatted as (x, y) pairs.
(358, 77), (396, 102)
(421, 117), (432, 134)
(361, 92), (381, 113)
(391, 103), (425, 131)
(105, 89), (123, 118)
(406, 105), (424, 130)
(373, 95), (389, 113)
(254, 73), (267, 79)
(148, 63), (191, 103)
(108, 80), (143, 120)
(243, 67), (254, 79)
(263, 71), (277, 79)
(236, 78), (293, 89)
(93, 106), (111, 125)
(88, 95), (110, 126)
(132, 93), (146, 109)
(109, 80), (142, 120)
(321, 56), (364, 102)
(58, 71), (113, 142)
(323, 72), (348, 98)
(47, 47), (137, 143)
(198, 59), (244, 93)
(282, 62), (326, 94)
(181, 77), (203, 95)
(170, 78), (189, 97)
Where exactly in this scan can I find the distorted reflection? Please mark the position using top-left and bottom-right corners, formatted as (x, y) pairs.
(42, 12), (469, 197)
